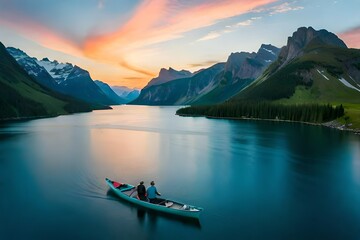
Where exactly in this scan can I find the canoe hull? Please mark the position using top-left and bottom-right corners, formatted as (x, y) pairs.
(106, 178), (202, 219)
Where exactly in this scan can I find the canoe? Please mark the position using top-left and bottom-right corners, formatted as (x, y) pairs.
(105, 178), (203, 219)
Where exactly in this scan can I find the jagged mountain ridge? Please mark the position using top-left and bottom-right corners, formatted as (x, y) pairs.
(6, 47), (116, 106)
(277, 26), (347, 68)
(0, 42), (101, 120)
(145, 67), (193, 88)
(132, 44), (280, 105)
(131, 62), (225, 105)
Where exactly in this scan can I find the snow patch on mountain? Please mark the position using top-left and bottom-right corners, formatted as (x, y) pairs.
(37, 60), (73, 83)
(339, 77), (360, 92)
(262, 47), (276, 55)
(316, 69), (329, 80)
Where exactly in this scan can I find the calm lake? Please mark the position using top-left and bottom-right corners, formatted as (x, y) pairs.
(0, 105), (359, 239)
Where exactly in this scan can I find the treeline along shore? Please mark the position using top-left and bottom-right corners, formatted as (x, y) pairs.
(176, 101), (345, 124)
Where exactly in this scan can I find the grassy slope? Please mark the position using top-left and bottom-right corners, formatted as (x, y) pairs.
(224, 46), (360, 129)
(271, 47), (360, 129)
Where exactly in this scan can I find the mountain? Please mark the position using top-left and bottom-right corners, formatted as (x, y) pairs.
(192, 44), (280, 104)
(233, 27), (360, 103)
(6, 47), (116, 106)
(145, 67), (193, 88)
(130, 62), (225, 105)
(111, 86), (140, 103)
(132, 44), (280, 105)
(177, 27), (360, 128)
(0, 42), (102, 120)
(94, 80), (126, 104)
(6, 47), (57, 90)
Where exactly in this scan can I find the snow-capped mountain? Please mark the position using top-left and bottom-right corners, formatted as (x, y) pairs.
(7, 47), (116, 106)
(36, 58), (74, 84)
(6, 47), (57, 90)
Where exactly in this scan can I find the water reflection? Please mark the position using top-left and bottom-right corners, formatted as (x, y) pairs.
(1, 106), (359, 239)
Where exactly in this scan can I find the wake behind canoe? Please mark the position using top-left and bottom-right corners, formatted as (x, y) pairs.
(105, 178), (203, 219)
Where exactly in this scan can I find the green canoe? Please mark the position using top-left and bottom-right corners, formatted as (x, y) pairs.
(106, 178), (203, 219)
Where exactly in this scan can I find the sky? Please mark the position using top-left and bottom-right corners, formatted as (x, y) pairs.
(0, 0), (359, 89)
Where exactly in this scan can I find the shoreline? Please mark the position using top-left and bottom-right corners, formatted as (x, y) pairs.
(177, 113), (360, 135)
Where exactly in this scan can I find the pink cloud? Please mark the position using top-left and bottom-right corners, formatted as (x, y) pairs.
(0, 15), (81, 57)
(339, 27), (360, 48)
(84, 0), (277, 59)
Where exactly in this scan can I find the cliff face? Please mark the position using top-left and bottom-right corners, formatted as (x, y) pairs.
(232, 27), (360, 104)
(145, 67), (193, 88)
(278, 26), (347, 67)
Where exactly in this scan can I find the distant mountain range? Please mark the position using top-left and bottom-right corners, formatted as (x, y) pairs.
(94, 80), (127, 104)
(7, 47), (119, 106)
(111, 86), (140, 103)
(0, 42), (105, 120)
(131, 44), (280, 105)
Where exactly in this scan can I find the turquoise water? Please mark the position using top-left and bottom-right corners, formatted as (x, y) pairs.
(0, 105), (359, 239)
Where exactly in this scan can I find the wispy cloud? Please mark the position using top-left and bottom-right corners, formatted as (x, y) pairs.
(339, 26), (360, 48)
(252, 1), (304, 15)
(269, 2), (304, 15)
(119, 60), (155, 77)
(196, 16), (262, 42)
(197, 31), (222, 42)
(195, 1), (304, 43)
(236, 17), (262, 26)
(84, 0), (276, 59)
(188, 60), (220, 68)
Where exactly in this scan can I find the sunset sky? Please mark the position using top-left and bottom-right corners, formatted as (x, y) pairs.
(0, 0), (359, 88)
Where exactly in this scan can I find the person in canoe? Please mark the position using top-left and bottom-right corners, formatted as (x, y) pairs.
(137, 181), (147, 201)
(147, 181), (162, 204)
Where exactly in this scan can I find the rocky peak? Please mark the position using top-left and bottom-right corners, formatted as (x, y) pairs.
(279, 26), (347, 65)
(225, 52), (254, 72)
(146, 67), (193, 88)
(6, 47), (29, 61)
(256, 44), (280, 63)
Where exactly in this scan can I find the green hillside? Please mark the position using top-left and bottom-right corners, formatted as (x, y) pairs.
(234, 46), (360, 103)
(177, 28), (360, 130)
(0, 42), (99, 120)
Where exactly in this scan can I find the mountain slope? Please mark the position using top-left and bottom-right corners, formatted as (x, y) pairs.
(145, 67), (193, 88)
(0, 42), (98, 120)
(132, 44), (279, 106)
(131, 62), (225, 105)
(233, 27), (360, 104)
(94, 80), (126, 104)
(177, 27), (360, 128)
(193, 44), (280, 104)
(7, 47), (116, 106)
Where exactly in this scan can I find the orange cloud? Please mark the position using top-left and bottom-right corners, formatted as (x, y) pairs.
(188, 60), (219, 68)
(339, 26), (360, 49)
(84, 0), (277, 60)
(119, 60), (155, 77)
